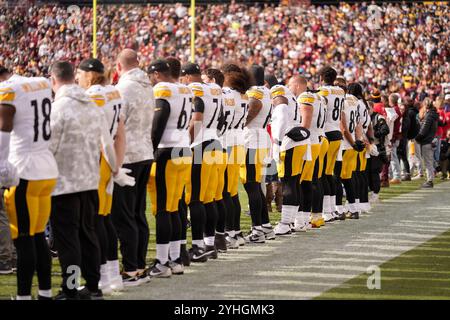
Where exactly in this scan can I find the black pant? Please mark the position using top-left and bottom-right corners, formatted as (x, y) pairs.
(367, 156), (382, 194)
(111, 160), (151, 272)
(397, 138), (410, 175)
(51, 190), (100, 296)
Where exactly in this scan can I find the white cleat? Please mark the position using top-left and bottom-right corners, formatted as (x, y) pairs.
(323, 212), (335, 222)
(109, 275), (124, 292)
(274, 222), (292, 235)
(293, 218), (307, 232)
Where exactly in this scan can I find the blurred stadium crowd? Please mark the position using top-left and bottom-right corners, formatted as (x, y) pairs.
(0, 1), (448, 94)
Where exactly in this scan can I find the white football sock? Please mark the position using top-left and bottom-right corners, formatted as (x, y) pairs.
(330, 195), (336, 212)
(192, 239), (204, 249)
(203, 236), (215, 246)
(227, 230), (236, 238)
(16, 295), (32, 300)
(38, 289), (52, 298)
(156, 243), (170, 265)
(169, 240), (181, 261)
(100, 264), (110, 283)
(181, 239), (187, 245)
(107, 260), (120, 277)
(323, 195), (331, 213)
(262, 223), (272, 228)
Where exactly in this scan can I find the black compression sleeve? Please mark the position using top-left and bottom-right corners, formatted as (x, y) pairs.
(193, 97), (205, 113)
(152, 99), (171, 151)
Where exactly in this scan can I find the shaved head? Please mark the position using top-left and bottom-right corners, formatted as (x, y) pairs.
(117, 49), (139, 75)
(287, 75), (307, 97)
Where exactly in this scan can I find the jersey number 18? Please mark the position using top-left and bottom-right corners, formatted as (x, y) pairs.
(31, 98), (51, 142)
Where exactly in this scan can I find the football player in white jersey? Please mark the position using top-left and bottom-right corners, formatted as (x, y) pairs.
(317, 66), (346, 225)
(0, 70), (58, 300)
(166, 57), (194, 267)
(221, 64), (251, 248)
(348, 83), (373, 214)
(147, 59), (192, 277)
(333, 77), (364, 220)
(180, 63), (224, 261)
(289, 76), (328, 229)
(242, 65), (274, 243)
(202, 68), (230, 253)
(76, 58), (129, 293)
(271, 80), (311, 236)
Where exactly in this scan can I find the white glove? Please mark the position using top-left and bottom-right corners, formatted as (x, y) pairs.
(106, 176), (114, 195)
(0, 161), (19, 188)
(272, 143), (281, 164)
(113, 168), (136, 187)
(369, 144), (379, 157)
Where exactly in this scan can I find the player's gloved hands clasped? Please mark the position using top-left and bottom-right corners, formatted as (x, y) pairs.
(352, 140), (365, 152)
(113, 168), (136, 187)
(0, 161), (19, 188)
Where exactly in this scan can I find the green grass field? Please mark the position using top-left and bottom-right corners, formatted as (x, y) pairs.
(317, 228), (450, 300)
(0, 178), (445, 299)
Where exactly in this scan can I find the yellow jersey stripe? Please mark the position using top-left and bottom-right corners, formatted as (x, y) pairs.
(154, 89), (172, 98)
(247, 89), (263, 100)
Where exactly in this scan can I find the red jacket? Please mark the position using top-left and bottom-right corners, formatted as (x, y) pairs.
(439, 109), (450, 138)
(373, 102), (386, 117)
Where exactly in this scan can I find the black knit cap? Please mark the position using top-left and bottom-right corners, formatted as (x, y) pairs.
(78, 58), (104, 73)
(181, 62), (201, 76)
(148, 59), (170, 74)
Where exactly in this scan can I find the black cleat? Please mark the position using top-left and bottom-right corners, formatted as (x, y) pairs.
(54, 290), (80, 300)
(214, 233), (227, 253)
(204, 245), (218, 259)
(349, 212), (360, 219)
(189, 245), (208, 263)
(78, 287), (103, 300)
(338, 212), (346, 221)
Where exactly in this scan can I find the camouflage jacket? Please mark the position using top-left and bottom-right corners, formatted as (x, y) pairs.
(116, 68), (154, 163)
(49, 84), (116, 196)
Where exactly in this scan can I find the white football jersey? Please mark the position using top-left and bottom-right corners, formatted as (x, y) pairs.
(227, 89), (248, 147)
(318, 85), (345, 133)
(358, 100), (370, 136)
(244, 86), (272, 149)
(271, 85), (309, 150)
(189, 82), (223, 148)
(0, 75), (58, 180)
(298, 91), (327, 145)
(219, 87), (236, 148)
(86, 84), (123, 139)
(153, 81), (192, 149)
(341, 94), (360, 150)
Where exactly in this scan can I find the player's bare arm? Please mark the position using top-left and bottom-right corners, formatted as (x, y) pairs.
(244, 98), (262, 126)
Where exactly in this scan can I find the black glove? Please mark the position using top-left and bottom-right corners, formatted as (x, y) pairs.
(352, 140), (365, 152)
(286, 126), (310, 142)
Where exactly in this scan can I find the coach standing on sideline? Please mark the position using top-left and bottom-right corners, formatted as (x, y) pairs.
(113, 49), (154, 285)
(49, 61), (117, 300)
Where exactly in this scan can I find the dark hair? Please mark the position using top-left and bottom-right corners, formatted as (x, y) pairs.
(318, 65), (337, 85)
(50, 61), (74, 82)
(224, 68), (253, 94)
(264, 74), (278, 88)
(204, 68), (224, 87)
(222, 63), (241, 74)
(0, 66), (9, 77)
(166, 56), (181, 79)
(348, 82), (369, 110)
(249, 64), (265, 86)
